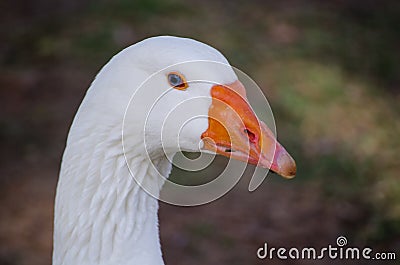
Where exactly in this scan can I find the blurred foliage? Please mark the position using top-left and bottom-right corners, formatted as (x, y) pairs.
(1, 0), (399, 252)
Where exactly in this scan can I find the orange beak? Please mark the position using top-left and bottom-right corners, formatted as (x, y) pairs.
(201, 80), (296, 178)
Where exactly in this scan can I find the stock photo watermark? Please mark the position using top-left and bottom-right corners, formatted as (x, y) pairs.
(257, 236), (396, 261)
(122, 60), (279, 206)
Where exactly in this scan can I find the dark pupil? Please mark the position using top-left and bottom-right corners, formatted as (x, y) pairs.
(169, 74), (182, 86)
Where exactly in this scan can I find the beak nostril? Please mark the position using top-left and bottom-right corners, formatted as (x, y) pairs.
(244, 128), (257, 143)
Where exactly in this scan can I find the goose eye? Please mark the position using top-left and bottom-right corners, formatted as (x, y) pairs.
(167, 72), (188, 90)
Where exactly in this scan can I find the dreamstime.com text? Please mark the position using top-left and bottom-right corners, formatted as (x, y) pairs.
(257, 236), (396, 261)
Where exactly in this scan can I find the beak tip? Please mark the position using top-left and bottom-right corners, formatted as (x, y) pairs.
(275, 151), (297, 179)
(283, 166), (296, 179)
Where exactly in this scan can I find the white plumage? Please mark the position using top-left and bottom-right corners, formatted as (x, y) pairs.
(53, 36), (295, 265)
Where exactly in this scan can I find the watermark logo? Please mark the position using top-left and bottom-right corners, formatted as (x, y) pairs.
(257, 236), (396, 261)
(336, 236), (347, 247)
(122, 60), (277, 206)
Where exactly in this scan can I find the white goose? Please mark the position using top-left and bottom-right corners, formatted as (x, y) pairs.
(53, 36), (296, 265)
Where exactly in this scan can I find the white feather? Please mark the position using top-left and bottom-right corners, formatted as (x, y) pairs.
(53, 36), (238, 265)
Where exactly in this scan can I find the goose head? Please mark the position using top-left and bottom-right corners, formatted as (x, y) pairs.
(82, 36), (295, 177)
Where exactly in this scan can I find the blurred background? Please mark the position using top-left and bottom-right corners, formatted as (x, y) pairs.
(1, 0), (399, 264)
